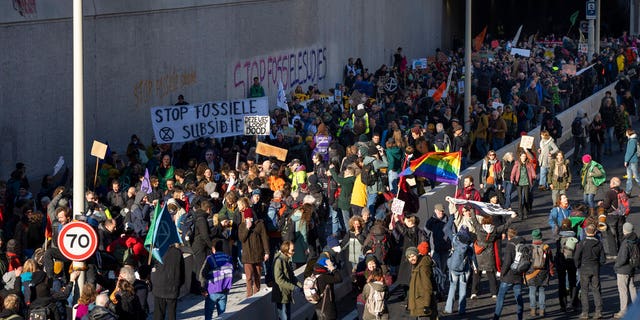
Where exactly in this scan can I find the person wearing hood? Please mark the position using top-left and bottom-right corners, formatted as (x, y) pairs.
(624, 128), (640, 195)
(443, 225), (475, 315)
(287, 159), (307, 194)
(525, 229), (555, 317)
(128, 191), (153, 239)
(271, 240), (302, 320)
(470, 210), (516, 300)
(598, 177), (626, 256)
(238, 197), (269, 298)
(613, 222), (639, 319)
(574, 223), (606, 319)
(493, 228), (524, 320)
(556, 218), (579, 312)
(312, 255), (342, 320)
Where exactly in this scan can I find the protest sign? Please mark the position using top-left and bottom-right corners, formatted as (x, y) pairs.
(90, 141), (108, 159)
(391, 198), (405, 215)
(412, 58), (428, 69)
(562, 64), (577, 76)
(244, 116), (270, 136)
(150, 97), (268, 143)
(520, 135), (534, 149)
(256, 142), (288, 161)
(510, 48), (531, 57)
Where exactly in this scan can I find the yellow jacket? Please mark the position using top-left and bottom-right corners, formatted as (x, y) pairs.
(350, 173), (368, 207)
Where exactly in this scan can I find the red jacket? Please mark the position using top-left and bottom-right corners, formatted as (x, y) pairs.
(510, 161), (537, 185)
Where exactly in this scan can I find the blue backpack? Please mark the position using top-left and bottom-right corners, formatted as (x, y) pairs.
(448, 235), (471, 272)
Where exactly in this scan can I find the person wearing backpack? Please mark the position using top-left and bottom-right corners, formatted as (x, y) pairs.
(362, 267), (388, 320)
(200, 240), (233, 320)
(271, 240), (302, 320)
(581, 154), (606, 209)
(556, 218), (580, 313)
(613, 222), (639, 319)
(598, 177), (627, 257)
(443, 226), (474, 315)
(311, 256), (342, 320)
(574, 223), (606, 319)
(493, 228), (524, 320)
(525, 229), (555, 317)
(624, 128), (640, 196)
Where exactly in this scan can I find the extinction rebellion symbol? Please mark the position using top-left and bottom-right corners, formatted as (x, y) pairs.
(159, 127), (174, 142)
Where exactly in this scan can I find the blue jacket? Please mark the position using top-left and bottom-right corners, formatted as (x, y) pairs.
(548, 205), (572, 230)
(624, 134), (639, 163)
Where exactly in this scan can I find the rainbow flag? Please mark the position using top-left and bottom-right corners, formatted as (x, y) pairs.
(400, 151), (461, 184)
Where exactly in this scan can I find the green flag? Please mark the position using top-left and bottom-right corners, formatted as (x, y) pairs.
(144, 202), (162, 248)
(569, 10), (579, 26)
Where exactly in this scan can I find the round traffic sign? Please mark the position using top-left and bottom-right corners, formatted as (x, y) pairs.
(57, 221), (98, 261)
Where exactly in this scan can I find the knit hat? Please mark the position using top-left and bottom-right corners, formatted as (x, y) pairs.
(623, 222), (634, 234)
(365, 254), (378, 264)
(531, 229), (542, 240)
(251, 189), (261, 196)
(326, 235), (340, 250)
(405, 246), (419, 258)
(359, 145), (368, 157)
(417, 242), (430, 255)
(457, 225), (472, 244)
(582, 154), (592, 163)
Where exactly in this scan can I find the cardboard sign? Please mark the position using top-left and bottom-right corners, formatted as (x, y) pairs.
(244, 116), (270, 136)
(90, 140), (108, 159)
(256, 142), (288, 161)
(520, 135), (534, 150)
(391, 198), (405, 215)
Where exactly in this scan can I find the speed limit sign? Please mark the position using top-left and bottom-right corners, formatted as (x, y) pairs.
(57, 221), (98, 261)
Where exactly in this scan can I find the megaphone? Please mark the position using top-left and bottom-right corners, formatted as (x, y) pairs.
(598, 214), (607, 232)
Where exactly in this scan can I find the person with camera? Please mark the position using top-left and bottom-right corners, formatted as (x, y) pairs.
(312, 255), (342, 320)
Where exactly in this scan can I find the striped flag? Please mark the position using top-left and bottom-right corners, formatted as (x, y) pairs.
(400, 152), (461, 185)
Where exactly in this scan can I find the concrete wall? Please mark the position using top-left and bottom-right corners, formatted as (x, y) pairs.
(416, 82), (618, 222)
(0, 0), (446, 180)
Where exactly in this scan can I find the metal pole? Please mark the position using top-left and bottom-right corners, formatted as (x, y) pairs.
(588, 19), (595, 60)
(464, 0), (472, 132)
(73, 0), (85, 296)
(595, 0), (601, 54)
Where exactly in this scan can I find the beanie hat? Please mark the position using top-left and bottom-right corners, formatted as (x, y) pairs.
(359, 146), (368, 157)
(623, 222), (634, 234)
(531, 229), (542, 240)
(251, 189), (261, 196)
(457, 225), (472, 244)
(326, 235), (340, 250)
(405, 246), (419, 258)
(365, 254), (378, 264)
(582, 154), (592, 163)
(417, 242), (429, 255)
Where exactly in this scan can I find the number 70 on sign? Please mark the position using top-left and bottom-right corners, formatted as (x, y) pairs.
(57, 221), (99, 261)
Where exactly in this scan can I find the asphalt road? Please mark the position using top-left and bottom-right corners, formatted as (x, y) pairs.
(336, 126), (639, 319)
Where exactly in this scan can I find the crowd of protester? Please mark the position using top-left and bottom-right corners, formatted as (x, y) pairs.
(1, 31), (640, 320)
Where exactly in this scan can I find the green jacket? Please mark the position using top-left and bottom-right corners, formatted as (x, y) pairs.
(385, 146), (404, 172)
(408, 255), (436, 318)
(329, 168), (355, 211)
(249, 85), (265, 98)
(271, 251), (302, 304)
(547, 159), (572, 190)
(581, 161), (605, 194)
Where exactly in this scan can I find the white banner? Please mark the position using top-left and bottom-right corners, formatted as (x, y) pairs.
(445, 196), (515, 216)
(244, 116), (271, 136)
(150, 97), (268, 143)
(510, 48), (531, 57)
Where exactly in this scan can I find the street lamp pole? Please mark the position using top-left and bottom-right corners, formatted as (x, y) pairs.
(73, 0), (86, 296)
(464, 0), (472, 132)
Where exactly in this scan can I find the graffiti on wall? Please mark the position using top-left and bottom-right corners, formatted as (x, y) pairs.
(133, 68), (197, 107)
(13, 0), (37, 17)
(232, 46), (327, 98)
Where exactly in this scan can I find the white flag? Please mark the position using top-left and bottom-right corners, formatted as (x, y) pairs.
(443, 67), (454, 99)
(277, 80), (289, 112)
(511, 25), (523, 48)
(53, 156), (65, 176)
(445, 196), (515, 216)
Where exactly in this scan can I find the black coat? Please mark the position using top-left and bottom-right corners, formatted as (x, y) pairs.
(501, 236), (525, 284)
(615, 232), (639, 275)
(574, 236), (606, 275)
(313, 270), (342, 320)
(151, 246), (185, 299)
